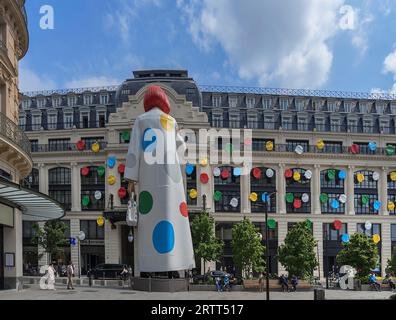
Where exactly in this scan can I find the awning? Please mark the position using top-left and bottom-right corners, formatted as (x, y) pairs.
(0, 178), (64, 221)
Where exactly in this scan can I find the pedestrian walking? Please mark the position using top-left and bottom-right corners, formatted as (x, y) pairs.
(120, 265), (129, 288)
(47, 263), (56, 290)
(291, 275), (298, 292)
(66, 262), (74, 290)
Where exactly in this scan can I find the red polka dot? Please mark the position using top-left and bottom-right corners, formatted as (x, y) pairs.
(221, 169), (229, 180)
(180, 202), (188, 217)
(200, 173), (209, 184)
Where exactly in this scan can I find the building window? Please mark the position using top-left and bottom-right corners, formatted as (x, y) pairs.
(391, 103), (396, 115)
(246, 97), (255, 109)
(68, 96), (77, 107)
(214, 166), (240, 213)
(348, 118), (359, 133)
(82, 137), (104, 150)
(52, 97), (61, 108)
(47, 113), (57, 130)
(344, 102), (354, 113)
(279, 98), (289, 110)
(247, 116), (258, 129)
(212, 114), (223, 127)
(80, 220), (104, 240)
(48, 138), (71, 152)
(250, 167), (276, 213)
(80, 112), (89, 129)
(264, 115), (275, 130)
(376, 103), (385, 115)
(100, 94), (109, 105)
(314, 116), (325, 131)
(323, 223), (347, 241)
(380, 120), (390, 134)
(81, 166), (105, 211)
(64, 113), (74, 129)
(363, 119), (373, 134)
(97, 112), (106, 128)
(186, 164), (197, 206)
(30, 139), (39, 152)
(387, 172), (396, 216)
(297, 116), (308, 131)
(22, 168), (39, 191)
(353, 142), (376, 155)
(330, 118), (341, 132)
(285, 168), (311, 214)
(359, 102), (369, 113)
(354, 170), (379, 215)
(83, 94), (93, 106)
(37, 98), (46, 109)
(49, 167), (71, 211)
(229, 115), (240, 128)
(32, 114), (42, 131)
(262, 98), (272, 110)
(281, 115), (293, 130)
(213, 95), (221, 108)
(252, 139), (274, 152)
(317, 141), (343, 153)
(19, 116), (26, 130)
(286, 140), (309, 153)
(295, 99), (305, 111)
(320, 169), (345, 214)
(328, 101), (338, 112)
(229, 97), (237, 108)
(22, 100), (30, 110)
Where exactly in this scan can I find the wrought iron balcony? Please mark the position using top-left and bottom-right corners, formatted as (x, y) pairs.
(30, 141), (107, 153)
(0, 112), (31, 155)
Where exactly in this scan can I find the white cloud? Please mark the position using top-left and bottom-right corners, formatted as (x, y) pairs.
(19, 63), (57, 92)
(64, 76), (121, 89)
(178, 0), (374, 88)
(373, 48), (396, 95)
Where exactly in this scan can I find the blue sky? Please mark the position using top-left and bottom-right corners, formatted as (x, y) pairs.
(19, 0), (396, 94)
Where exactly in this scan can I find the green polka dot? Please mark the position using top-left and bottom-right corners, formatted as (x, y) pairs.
(214, 191), (222, 202)
(139, 191), (153, 214)
(267, 219), (277, 230)
(225, 143), (233, 153)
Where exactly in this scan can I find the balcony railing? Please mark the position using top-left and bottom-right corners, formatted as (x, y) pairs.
(0, 112), (31, 155)
(31, 141), (107, 153)
(20, 121), (107, 132)
(211, 120), (395, 134)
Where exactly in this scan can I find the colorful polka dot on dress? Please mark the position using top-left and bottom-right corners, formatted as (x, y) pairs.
(152, 221), (175, 254)
(139, 191), (153, 214)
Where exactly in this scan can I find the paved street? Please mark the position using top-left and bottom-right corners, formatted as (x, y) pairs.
(0, 285), (393, 300)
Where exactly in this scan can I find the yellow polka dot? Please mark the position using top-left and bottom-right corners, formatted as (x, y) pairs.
(160, 114), (174, 131)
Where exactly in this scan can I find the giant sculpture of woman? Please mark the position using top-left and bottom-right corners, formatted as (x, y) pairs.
(124, 85), (195, 272)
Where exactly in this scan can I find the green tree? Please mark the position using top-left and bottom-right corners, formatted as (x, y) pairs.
(231, 217), (265, 279)
(278, 222), (318, 280)
(32, 220), (69, 264)
(191, 212), (224, 273)
(386, 250), (396, 275)
(336, 233), (379, 279)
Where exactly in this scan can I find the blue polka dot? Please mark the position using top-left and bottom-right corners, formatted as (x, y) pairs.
(142, 128), (157, 152)
(152, 221), (175, 254)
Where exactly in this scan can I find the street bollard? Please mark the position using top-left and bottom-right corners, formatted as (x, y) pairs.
(314, 288), (325, 300)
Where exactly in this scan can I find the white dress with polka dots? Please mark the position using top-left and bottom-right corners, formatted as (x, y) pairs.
(124, 108), (196, 272)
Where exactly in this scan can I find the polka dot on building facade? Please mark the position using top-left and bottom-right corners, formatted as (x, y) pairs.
(139, 191), (153, 214)
(152, 220), (175, 254)
(179, 202), (188, 217)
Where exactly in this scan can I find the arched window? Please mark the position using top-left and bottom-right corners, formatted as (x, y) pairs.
(49, 167), (71, 210)
(354, 170), (379, 215)
(320, 169), (345, 214)
(285, 168), (311, 214)
(250, 167), (276, 213)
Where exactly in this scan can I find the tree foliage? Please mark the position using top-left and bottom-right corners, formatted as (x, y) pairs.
(386, 250), (396, 275)
(231, 217), (265, 279)
(336, 233), (379, 278)
(278, 222), (318, 279)
(32, 220), (69, 262)
(191, 212), (224, 272)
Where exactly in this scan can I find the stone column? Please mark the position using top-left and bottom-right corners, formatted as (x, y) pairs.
(105, 220), (121, 264)
(71, 162), (81, 212)
(313, 221), (324, 279)
(381, 223), (391, 277)
(380, 167), (388, 216)
(346, 165), (355, 215)
(277, 164), (286, 214)
(277, 220), (288, 275)
(38, 163), (48, 195)
(312, 165), (321, 215)
(70, 218), (81, 276)
(240, 168), (250, 214)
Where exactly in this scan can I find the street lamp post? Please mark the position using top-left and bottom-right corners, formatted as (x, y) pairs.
(264, 196), (270, 301)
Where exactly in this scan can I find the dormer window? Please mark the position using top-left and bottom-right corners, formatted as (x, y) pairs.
(359, 102), (369, 113)
(64, 113), (74, 129)
(363, 118), (373, 133)
(37, 98), (46, 109)
(264, 114), (275, 129)
(47, 113), (57, 130)
(380, 118), (390, 134)
(32, 114), (42, 131)
(100, 94), (109, 105)
(330, 117), (341, 132)
(281, 114), (293, 130)
(68, 95), (77, 107)
(246, 97), (255, 109)
(247, 114), (258, 129)
(297, 114), (308, 131)
(348, 117), (358, 133)
(314, 115), (325, 131)
(262, 98), (272, 110)
(328, 101), (338, 112)
(376, 102), (385, 115)
(212, 95), (221, 108)
(84, 94), (93, 106)
(212, 114), (223, 127)
(279, 98), (289, 110)
(22, 99), (31, 110)
(229, 114), (240, 128)
(295, 99), (305, 111)
(391, 103), (396, 115)
(229, 96), (237, 108)
(52, 97), (61, 108)
(344, 102), (354, 113)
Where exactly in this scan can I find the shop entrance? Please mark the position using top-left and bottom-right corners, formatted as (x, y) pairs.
(81, 245), (105, 275)
(0, 225), (4, 290)
(121, 225), (134, 274)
